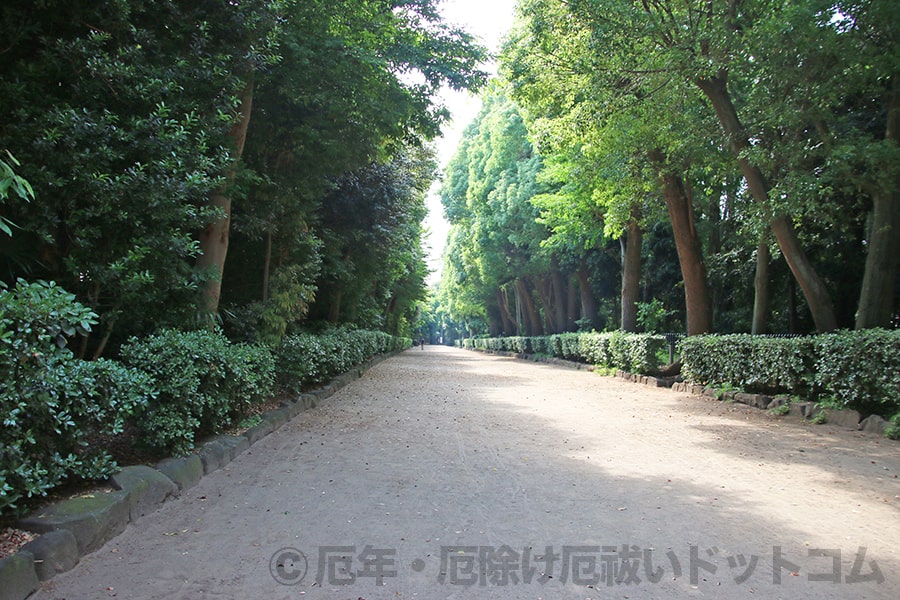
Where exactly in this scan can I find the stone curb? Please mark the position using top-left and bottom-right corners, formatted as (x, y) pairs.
(4, 349), (403, 600)
(467, 347), (888, 436)
(668, 380), (877, 432)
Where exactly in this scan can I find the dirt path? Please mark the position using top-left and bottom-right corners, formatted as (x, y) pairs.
(33, 346), (899, 599)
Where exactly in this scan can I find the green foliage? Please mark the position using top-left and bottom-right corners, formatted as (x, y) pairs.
(0, 150), (34, 236)
(465, 331), (666, 374)
(680, 330), (900, 417)
(277, 326), (409, 393)
(120, 329), (275, 455)
(886, 415), (900, 441)
(0, 280), (151, 516)
(636, 299), (673, 333)
(812, 330), (900, 416)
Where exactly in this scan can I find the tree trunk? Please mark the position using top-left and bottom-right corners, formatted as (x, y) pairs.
(650, 151), (713, 336)
(516, 277), (543, 336)
(856, 80), (899, 329)
(196, 79), (255, 318)
(533, 274), (554, 333)
(577, 261), (599, 330)
(752, 238), (771, 334)
(621, 212), (642, 332)
(497, 288), (517, 335)
(695, 74), (837, 332)
(262, 227), (272, 303)
(328, 288), (342, 323)
(566, 274), (579, 331)
(550, 256), (568, 333)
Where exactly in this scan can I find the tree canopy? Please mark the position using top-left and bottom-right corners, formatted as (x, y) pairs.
(432, 0), (897, 341)
(0, 0), (487, 350)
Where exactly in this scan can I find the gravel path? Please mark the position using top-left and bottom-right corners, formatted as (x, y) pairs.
(33, 345), (899, 599)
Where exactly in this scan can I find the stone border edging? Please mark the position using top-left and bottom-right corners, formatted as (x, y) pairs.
(468, 347), (891, 436)
(0, 350), (402, 600)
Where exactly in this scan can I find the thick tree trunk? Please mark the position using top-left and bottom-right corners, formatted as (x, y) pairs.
(196, 79), (255, 317)
(262, 227), (272, 303)
(328, 289), (342, 323)
(856, 81), (899, 329)
(621, 211), (642, 332)
(752, 239), (771, 334)
(497, 288), (517, 335)
(533, 274), (554, 333)
(516, 277), (543, 336)
(577, 261), (599, 330)
(566, 274), (579, 331)
(550, 256), (568, 333)
(652, 157), (713, 336)
(695, 74), (837, 332)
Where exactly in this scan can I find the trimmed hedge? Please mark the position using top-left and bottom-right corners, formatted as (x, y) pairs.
(680, 330), (900, 417)
(1, 281), (152, 515)
(120, 329), (276, 455)
(463, 332), (667, 374)
(277, 327), (411, 393)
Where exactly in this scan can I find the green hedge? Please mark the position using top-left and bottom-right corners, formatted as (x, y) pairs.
(680, 330), (900, 416)
(277, 327), (410, 393)
(120, 329), (276, 455)
(463, 332), (667, 374)
(1, 280), (152, 515)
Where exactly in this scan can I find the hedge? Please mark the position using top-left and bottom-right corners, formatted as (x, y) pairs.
(277, 327), (411, 393)
(462, 332), (667, 374)
(680, 330), (900, 417)
(1, 281), (152, 515)
(120, 329), (276, 455)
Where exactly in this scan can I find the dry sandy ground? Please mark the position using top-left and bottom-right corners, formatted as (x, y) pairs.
(32, 345), (899, 600)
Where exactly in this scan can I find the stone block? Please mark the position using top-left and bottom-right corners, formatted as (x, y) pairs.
(281, 398), (303, 419)
(860, 415), (887, 435)
(263, 407), (292, 430)
(789, 402), (818, 419)
(243, 420), (274, 445)
(734, 393), (772, 410)
(19, 491), (129, 555)
(211, 435), (251, 462)
(155, 455), (203, 491)
(0, 552), (39, 600)
(20, 529), (79, 581)
(314, 385), (334, 401)
(823, 408), (861, 429)
(110, 465), (178, 520)
(301, 394), (318, 410)
(198, 440), (228, 474)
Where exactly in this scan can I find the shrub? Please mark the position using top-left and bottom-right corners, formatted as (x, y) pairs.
(277, 327), (408, 393)
(120, 329), (274, 455)
(680, 330), (900, 417)
(812, 329), (900, 416)
(460, 331), (667, 374)
(0, 280), (150, 516)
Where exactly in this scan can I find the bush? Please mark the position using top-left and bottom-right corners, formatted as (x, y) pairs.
(812, 330), (900, 416)
(120, 329), (275, 455)
(0, 280), (150, 516)
(277, 327), (408, 393)
(461, 331), (667, 374)
(680, 330), (900, 417)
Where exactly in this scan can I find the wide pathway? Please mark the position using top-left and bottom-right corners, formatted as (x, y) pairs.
(34, 346), (899, 599)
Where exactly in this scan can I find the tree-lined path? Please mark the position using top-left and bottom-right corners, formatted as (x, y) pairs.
(34, 347), (899, 599)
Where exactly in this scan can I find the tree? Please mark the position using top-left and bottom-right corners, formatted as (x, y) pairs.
(197, 0), (488, 317)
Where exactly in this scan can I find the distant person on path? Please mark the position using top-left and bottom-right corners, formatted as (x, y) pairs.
(420, 338), (425, 349)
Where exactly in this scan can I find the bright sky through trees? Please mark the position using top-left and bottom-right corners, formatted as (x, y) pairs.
(424, 0), (517, 284)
